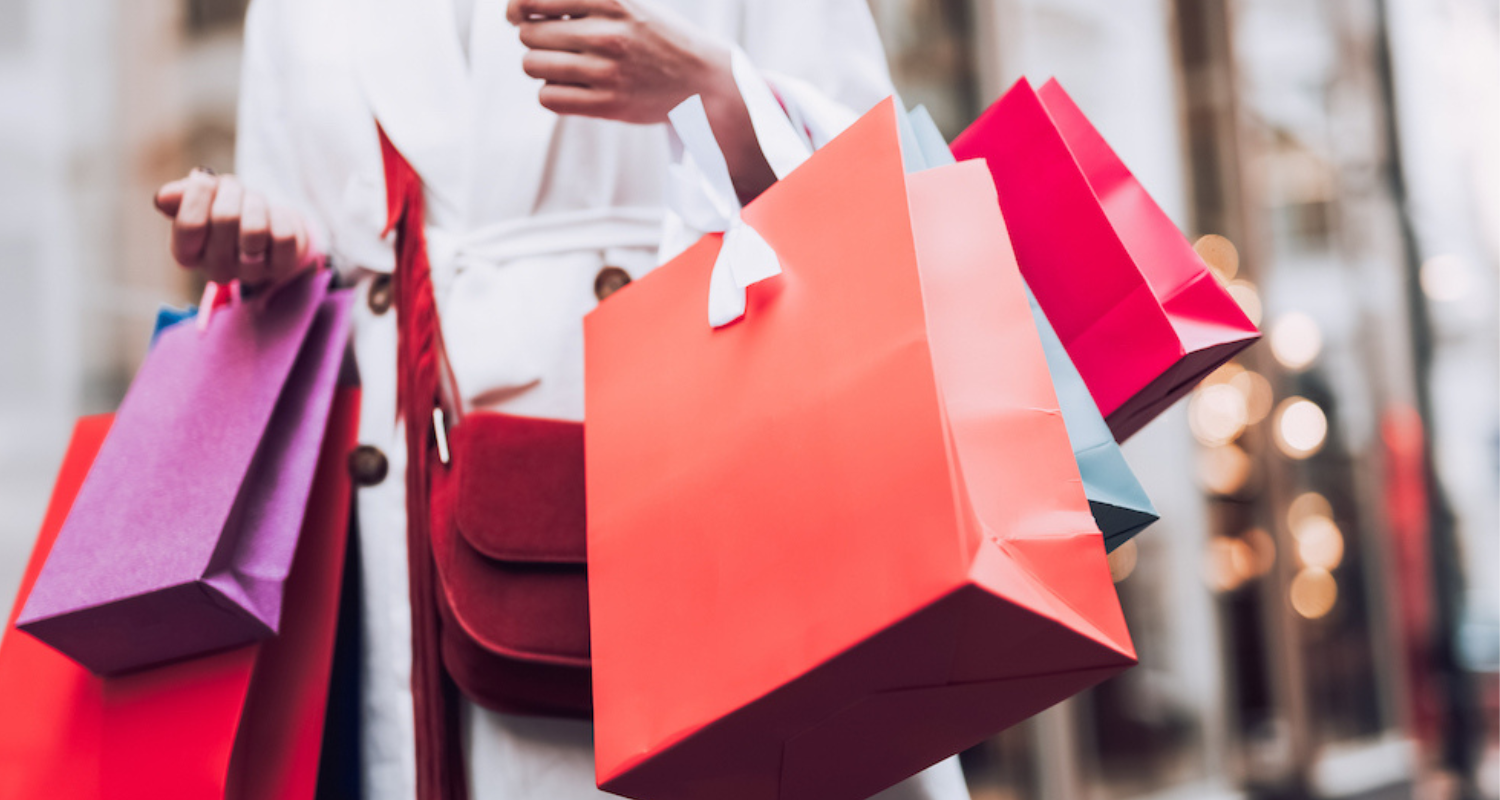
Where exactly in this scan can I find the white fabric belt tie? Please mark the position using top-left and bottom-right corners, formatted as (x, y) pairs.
(422, 206), (664, 282)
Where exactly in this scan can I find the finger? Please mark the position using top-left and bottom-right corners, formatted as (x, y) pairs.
(171, 172), (219, 268)
(238, 190), (271, 286)
(154, 179), (188, 217)
(507, 0), (622, 24)
(522, 50), (618, 87)
(537, 84), (619, 118)
(518, 16), (618, 53)
(203, 176), (244, 284)
(267, 205), (309, 284)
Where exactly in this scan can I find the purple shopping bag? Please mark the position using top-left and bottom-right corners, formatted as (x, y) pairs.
(16, 272), (354, 675)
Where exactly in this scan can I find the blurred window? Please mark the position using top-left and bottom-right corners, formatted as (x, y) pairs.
(184, 118), (237, 176)
(184, 0), (248, 38)
(1282, 383), (1388, 747)
(1217, 0), (1410, 792)
(959, 724), (1040, 800)
(866, 0), (979, 137)
(1264, 141), (1338, 255)
(0, 236), (39, 411)
(1077, 539), (1216, 798)
(0, 0), (27, 54)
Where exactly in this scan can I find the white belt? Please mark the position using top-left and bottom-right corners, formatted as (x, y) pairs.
(426, 206), (663, 276)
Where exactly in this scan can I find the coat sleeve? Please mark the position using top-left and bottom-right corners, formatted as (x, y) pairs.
(658, 0), (896, 262)
(234, 0), (330, 253)
(736, 0), (896, 147)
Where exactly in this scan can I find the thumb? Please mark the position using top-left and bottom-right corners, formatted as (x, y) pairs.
(153, 180), (187, 217)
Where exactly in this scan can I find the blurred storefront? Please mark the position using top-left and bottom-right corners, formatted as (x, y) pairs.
(867, 0), (1499, 798)
(0, 0), (241, 620)
(0, 0), (1493, 798)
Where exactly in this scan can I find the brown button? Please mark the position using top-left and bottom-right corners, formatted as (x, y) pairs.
(368, 273), (394, 316)
(594, 266), (632, 302)
(348, 445), (389, 487)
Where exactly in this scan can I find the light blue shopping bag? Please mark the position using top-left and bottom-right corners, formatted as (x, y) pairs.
(903, 105), (1158, 550)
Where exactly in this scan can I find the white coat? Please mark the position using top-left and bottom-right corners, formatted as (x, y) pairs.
(234, 1), (974, 798)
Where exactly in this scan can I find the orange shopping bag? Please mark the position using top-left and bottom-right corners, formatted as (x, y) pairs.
(585, 99), (1136, 800)
(0, 386), (358, 800)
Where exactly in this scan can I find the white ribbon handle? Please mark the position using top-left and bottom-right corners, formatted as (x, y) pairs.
(666, 48), (812, 328)
(728, 48), (812, 180)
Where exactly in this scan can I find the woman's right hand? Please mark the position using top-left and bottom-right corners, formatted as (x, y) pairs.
(153, 168), (312, 288)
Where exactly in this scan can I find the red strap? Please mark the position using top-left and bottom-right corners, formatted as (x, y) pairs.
(378, 124), (468, 800)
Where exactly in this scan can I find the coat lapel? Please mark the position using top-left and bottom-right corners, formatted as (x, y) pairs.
(356, 0), (474, 222)
(465, 0), (559, 221)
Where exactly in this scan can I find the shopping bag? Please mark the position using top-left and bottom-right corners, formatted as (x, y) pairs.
(17, 274), (352, 675)
(585, 99), (1136, 800)
(150, 303), (197, 345)
(1026, 292), (1159, 549)
(904, 106), (1157, 550)
(951, 78), (1260, 441)
(0, 385), (359, 800)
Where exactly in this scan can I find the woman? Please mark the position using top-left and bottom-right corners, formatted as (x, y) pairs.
(155, 1), (973, 798)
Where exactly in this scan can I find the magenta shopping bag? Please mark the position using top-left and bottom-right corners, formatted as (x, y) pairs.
(16, 272), (353, 675)
(952, 78), (1260, 440)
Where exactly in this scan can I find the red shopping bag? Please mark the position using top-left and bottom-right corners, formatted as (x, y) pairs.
(952, 78), (1260, 441)
(585, 100), (1135, 800)
(0, 386), (358, 800)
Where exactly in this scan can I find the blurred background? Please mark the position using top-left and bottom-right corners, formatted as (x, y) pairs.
(0, 0), (1495, 798)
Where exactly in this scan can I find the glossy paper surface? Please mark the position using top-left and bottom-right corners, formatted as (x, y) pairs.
(586, 101), (1135, 800)
(951, 78), (1259, 440)
(1027, 290), (1158, 549)
(18, 278), (352, 674)
(902, 106), (1156, 548)
(0, 388), (357, 799)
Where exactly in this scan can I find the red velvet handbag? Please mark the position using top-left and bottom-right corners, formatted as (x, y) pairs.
(428, 413), (592, 719)
(380, 127), (591, 800)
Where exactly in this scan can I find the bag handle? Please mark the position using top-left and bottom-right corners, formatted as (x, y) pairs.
(666, 48), (812, 328)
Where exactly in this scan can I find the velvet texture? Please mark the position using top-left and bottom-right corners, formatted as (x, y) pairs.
(381, 129), (593, 800)
(382, 125), (466, 800)
(430, 413), (592, 718)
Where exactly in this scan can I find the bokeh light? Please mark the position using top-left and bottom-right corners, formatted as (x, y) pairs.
(1203, 361), (1245, 387)
(1287, 492), (1333, 531)
(1290, 567), (1338, 619)
(1194, 234), (1240, 281)
(1243, 528), (1277, 577)
(1294, 514), (1345, 571)
(1275, 397), (1327, 458)
(1191, 383), (1250, 447)
(1207, 536), (1255, 592)
(1230, 369), (1274, 425)
(1419, 254), (1473, 303)
(1199, 443), (1252, 495)
(1109, 539), (1139, 584)
(1269, 311), (1322, 371)
(1226, 280), (1264, 326)
(1206, 532), (1275, 593)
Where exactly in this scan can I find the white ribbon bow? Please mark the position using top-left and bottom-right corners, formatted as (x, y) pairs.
(666, 50), (812, 328)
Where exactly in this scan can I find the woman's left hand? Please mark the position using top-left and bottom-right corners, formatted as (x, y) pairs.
(507, 0), (735, 125)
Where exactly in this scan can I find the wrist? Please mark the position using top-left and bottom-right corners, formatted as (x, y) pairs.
(691, 40), (738, 118)
(688, 44), (778, 205)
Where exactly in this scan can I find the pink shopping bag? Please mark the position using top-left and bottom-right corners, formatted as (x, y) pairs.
(17, 275), (351, 675)
(952, 77), (1260, 440)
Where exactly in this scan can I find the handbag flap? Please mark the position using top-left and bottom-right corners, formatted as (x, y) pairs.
(454, 412), (587, 564)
